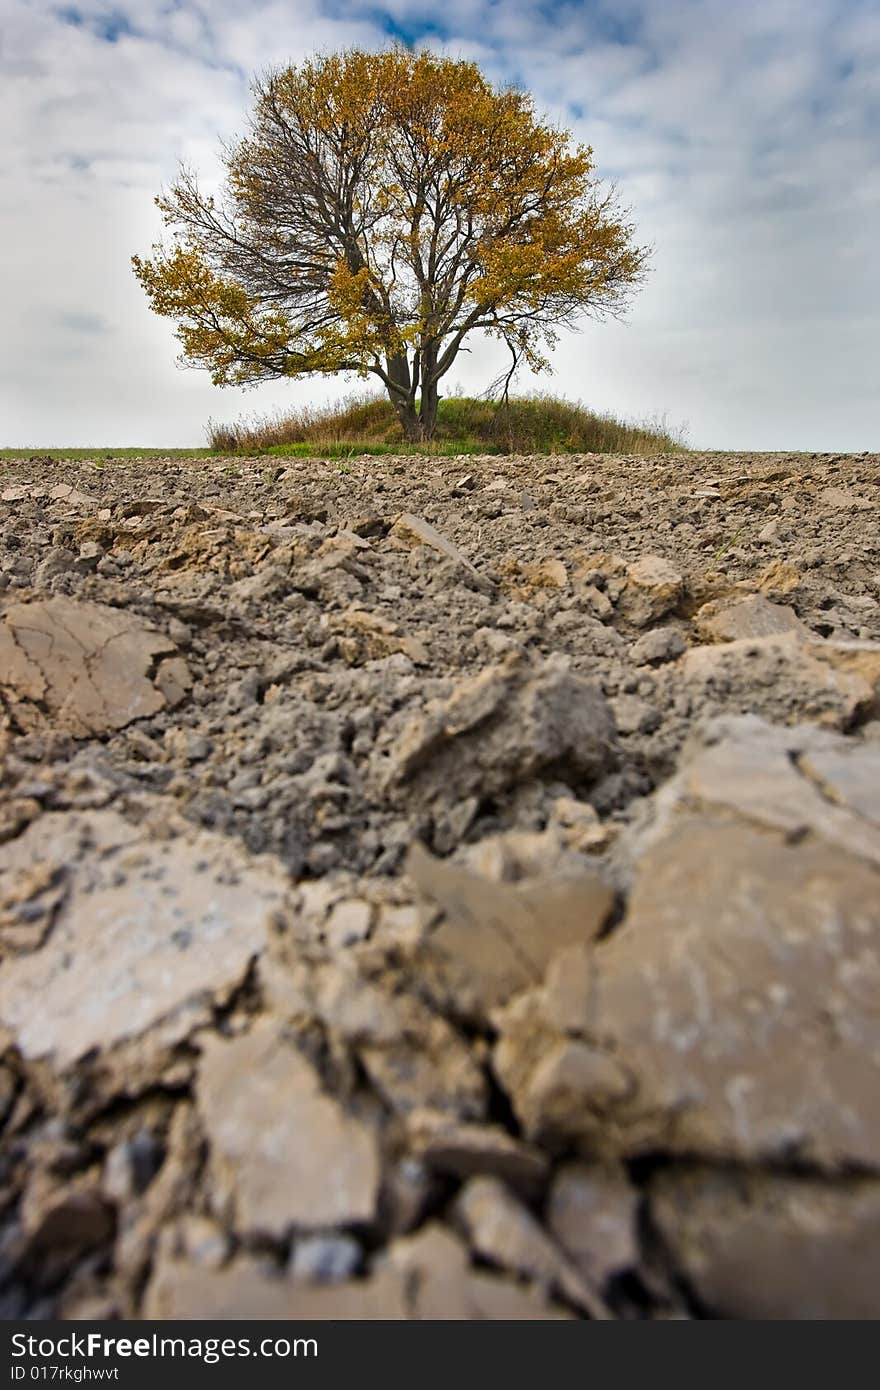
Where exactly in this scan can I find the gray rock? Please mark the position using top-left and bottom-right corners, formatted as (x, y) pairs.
(630, 627), (686, 665)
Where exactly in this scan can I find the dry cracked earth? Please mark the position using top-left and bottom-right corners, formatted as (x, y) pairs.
(1, 447), (879, 1321)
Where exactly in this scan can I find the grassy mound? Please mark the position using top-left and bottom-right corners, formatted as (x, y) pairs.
(207, 392), (688, 457)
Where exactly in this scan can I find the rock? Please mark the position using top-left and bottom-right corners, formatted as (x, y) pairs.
(453, 1176), (610, 1318)
(694, 593), (810, 642)
(498, 813), (880, 1165)
(630, 627), (686, 665)
(322, 898), (373, 950)
(0, 597), (180, 735)
(502, 558), (569, 600)
(289, 1233), (362, 1284)
(21, 1184), (115, 1263)
(48, 483), (96, 511)
(493, 1013), (632, 1148)
(407, 840), (614, 1019)
(643, 715), (880, 868)
(75, 542), (103, 573)
(382, 1222), (571, 1319)
(798, 743), (880, 826)
(390, 512), (494, 595)
(174, 1215), (231, 1271)
(33, 548), (77, 584)
(580, 584), (614, 620)
(818, 486), (874, 512)
(681, 633), (880, 729)
(0, 810), (289, 1102)
(358, 1007), (487, 1120)
(406, 1111), (549, 1191)
(144, 1248), (409, 1319)
(332, 607), (428, 666)
(378, 655), (617, 811)
(196, 1018), (381, 1238)
(153, 656), (193, 708)
(2, 447), (878, 1320)
(547, 1163), (640, 1290)
(619, 555), (684, 627)
(651, 1167), (880, 1319)
(101, 1132), (163, 1203)
(754, 558), (801, 596)
(610, 694), (660, 735)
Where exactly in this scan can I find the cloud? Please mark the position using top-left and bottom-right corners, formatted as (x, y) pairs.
(1, 0), (878, 447)
(56, 310), (114, 334)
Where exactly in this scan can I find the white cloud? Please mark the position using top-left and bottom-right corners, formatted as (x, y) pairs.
(1, 0), (877, 447)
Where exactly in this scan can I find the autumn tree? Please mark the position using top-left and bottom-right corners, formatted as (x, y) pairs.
(133, 49), (648, 442)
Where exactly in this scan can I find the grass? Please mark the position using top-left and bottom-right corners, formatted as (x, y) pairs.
(1, 393), (688, 463)
(206, 391), (689, 457)
(0, 448), (212, 462)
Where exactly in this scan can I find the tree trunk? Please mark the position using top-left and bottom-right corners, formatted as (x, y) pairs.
(418, 380), (439, 440)
(385, 353), (421, 442)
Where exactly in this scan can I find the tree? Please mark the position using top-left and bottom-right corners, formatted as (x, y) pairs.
(133, 49), (649, 442)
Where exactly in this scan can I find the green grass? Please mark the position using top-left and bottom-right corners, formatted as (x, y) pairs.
(207, 391), (689, 457)
(262, 439), (497, 459)
(0, 448), (212, 462)
(2, 393), (688, 463)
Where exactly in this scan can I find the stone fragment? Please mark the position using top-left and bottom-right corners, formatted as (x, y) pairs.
(694, 593), (809, 642)
(0, 853), (68, 954)
(754, 559), (801, 595)
(651, 1167), (880, 1319)
(610, 694), (660, 735)
(630, 626), (686, 665)
(644, 715), (880, 868)
(547, 1163), (640, 1289)
(453, 1176), (609, 1318)
(33, 548), (76, 584)
(174, 1215), (231, 1271)
(75, 541), (103, 573)
(359, 1010), (487, 1120)
(390, 512), (494, 594)
(681, 633), (880, 729)
(48, 483), (96, 510)
(798, 743), (880, 826)
(152, 656), (192, 708)
(382, 1222), (571, 1320)
(0, 810), (288, 1099)
(818, 486), (873, 511)
(619, 555), (684, 627)
(406, 1111), (549, 1190)
(757, 517), (781, 542)
(379, 655), (616, 810)
(289, 1233), (362, 1284)
(332, 607), (428, 666)
(580, 584), (614, 620)
(144, 1249), (409, 1320)
(323, 898), (373, 949)
(498, 816), (880, 1166)
(407, 840), (614, 1019)
(196, 1019), (381, 1238)
(21, 1183), (115, 1264)
(0, 596), (179, 735)
(502, 558), (568, 600)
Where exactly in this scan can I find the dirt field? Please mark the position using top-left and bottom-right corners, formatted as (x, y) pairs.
(1, 447), (879, 1318)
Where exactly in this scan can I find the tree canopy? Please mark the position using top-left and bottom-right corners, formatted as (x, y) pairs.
(133, 49), (649, 440)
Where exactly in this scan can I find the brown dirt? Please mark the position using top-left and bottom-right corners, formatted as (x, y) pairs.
(0, 448), (878, 1319)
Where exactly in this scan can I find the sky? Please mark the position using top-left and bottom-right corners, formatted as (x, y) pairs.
(2, 0), (878, 449)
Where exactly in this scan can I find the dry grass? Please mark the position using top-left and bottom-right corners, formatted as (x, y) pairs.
(207, 392), (688, 457)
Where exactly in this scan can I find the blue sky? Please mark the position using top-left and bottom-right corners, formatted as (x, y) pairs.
(1, 0), (878, 447)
